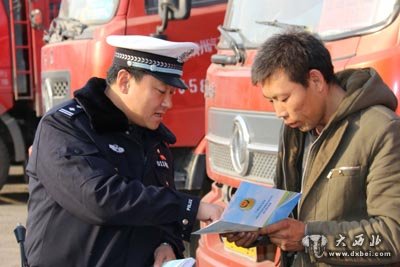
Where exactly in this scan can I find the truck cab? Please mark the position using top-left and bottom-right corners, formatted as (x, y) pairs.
(0, 0), (60, 189)
(199, 0), (400, 266)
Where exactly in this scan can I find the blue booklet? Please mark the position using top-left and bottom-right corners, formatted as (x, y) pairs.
(193, 181), (301, 234)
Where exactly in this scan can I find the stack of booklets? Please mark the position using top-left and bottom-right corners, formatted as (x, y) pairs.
(193, 181), (301, 234)
(161, 257), (195, 267)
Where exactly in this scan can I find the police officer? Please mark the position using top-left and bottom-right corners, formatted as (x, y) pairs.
(25, 35), (223, 267)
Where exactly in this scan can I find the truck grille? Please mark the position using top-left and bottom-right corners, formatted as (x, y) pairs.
(208, 141), (278, 183)
(207, 108), (282, 185)
(51, 80), (69, 98)
(41, 71), (71, 115)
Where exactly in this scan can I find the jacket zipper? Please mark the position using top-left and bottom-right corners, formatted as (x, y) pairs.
(281, 128), (288, 191)
(297, 130), (324, 218)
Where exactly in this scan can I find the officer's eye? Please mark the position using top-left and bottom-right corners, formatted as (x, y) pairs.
(155, 88), (166, 94)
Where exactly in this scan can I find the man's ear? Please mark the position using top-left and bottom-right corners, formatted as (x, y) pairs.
(309, 69), (325, 92)
(116, 69), (131, 94)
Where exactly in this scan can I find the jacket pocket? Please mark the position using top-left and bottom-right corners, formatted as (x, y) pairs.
(326, 166), (361, 179)
(56, 143), (112, 185)
(326, 165), (364, 220)
(58, 143), (100, 159)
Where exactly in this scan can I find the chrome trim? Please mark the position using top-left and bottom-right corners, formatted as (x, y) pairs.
(207, 134), (278, 153)
(230, 116), (250, 175)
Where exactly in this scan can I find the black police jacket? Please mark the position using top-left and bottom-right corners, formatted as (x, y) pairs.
(25, 77), (200, 267)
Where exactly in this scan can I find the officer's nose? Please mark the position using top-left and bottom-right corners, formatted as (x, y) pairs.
(162, 90), (173, 110)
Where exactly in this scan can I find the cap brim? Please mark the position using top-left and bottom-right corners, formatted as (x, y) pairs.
(147, 72), (188, 89)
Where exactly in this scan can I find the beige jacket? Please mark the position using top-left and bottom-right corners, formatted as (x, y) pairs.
(276, 68), (400, 266)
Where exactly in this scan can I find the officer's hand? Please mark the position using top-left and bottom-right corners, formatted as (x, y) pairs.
(221, 231), (259, 248)
(196, 202), (224, 223)
(153, 243), (176, 267)
(259, 218), (305, 251)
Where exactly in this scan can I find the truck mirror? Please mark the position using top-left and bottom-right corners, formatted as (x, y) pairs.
(30, 9), (43, 30)
(159, 0), (191, 20)
(155, 0), (191, 36)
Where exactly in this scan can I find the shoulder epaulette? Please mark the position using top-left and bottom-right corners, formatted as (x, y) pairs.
(57, 101), (84, 118)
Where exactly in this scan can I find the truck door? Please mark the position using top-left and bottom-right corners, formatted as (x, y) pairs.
(8, 0), (60, 102)
(27, 0), (61, 106)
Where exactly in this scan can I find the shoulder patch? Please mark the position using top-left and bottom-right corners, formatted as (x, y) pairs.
(57, 102), (84, 118)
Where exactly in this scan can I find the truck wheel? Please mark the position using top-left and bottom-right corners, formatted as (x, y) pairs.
(0, 137), (10, 190)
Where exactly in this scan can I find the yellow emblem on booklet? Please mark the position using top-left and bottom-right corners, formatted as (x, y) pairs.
(239, 198), (255, 210)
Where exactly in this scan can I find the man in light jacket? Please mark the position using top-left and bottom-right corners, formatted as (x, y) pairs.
(224, 31), (400, 266)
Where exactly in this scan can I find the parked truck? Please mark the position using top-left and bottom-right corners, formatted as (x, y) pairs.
(40, 0), (226, 195)
(199, 0), (400, 266)
(0, 0), (60, 189)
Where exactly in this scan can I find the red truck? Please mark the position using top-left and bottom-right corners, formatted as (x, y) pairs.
(39, 0), (226, 196)
(0, 0), (60, 189)
(199, 0), (400, 266)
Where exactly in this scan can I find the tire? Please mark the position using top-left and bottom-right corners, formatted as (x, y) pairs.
(0, 137), (10, 190)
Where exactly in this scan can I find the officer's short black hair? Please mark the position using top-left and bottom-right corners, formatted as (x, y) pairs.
(106, 63), (147, 86)
(251, 30), (337, 87)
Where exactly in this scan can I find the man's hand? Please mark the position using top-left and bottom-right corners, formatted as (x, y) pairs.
(221, 231), (259, 248)
(196, 202), (224, 223)
(153, 243), (176, 267)
(259, 218), (305, 251)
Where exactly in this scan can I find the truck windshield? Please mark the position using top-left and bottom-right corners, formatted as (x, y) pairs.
(221, 0), (398, 48)
(58, 0), (119, 25)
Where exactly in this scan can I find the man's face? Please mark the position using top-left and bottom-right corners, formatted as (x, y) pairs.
(261, 70), (325, 132)
(122, 74), (176, 130)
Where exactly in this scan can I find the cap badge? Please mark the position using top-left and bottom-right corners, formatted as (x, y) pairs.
(150, 64), (157, 71)
(109, 144), (125, 153)
(177, 48), (195, 63)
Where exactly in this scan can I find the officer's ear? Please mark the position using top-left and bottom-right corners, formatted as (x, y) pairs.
(116, 69), (131, 94)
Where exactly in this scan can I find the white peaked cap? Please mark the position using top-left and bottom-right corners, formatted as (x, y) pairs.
(106, 35), (200, 89)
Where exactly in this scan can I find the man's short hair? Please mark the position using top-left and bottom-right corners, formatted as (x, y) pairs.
(106, 64), (147, 86)
(251, 30), (336, 87)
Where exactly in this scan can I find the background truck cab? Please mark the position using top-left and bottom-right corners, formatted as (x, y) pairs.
(40, 0), (226, 195)
(199, 0), (400, 266)
(0, 0), (60, 189)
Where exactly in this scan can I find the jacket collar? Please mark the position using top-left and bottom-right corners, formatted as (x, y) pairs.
(73, 77), (176, 144)
(74, 77), (128, 133)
